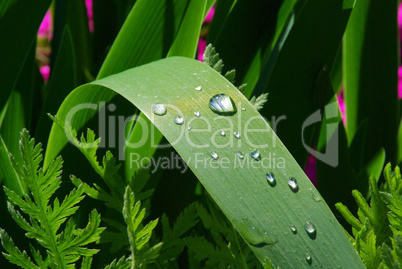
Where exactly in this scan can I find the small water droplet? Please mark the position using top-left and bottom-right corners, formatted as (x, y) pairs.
(194, 111), (201, 117)
(306, 253), (312, 264)
(173, 116), (184, 125)
(187, 126), (191, 130)
(242, 107), (246, 111)
(309, 187), (321, 202)
(236, 151), (244, 159)
(209, 94), (237, 115)
(220, 130), (226, 136)
(304, 221), (317, 239)
(250, 150), (260, 160)
(290, 225), (297, 234)
(152, 104), (167, 116)
(234, 132), (241, 139)
(266, 172), (276, 186)
(210, 151), (219, 160)
(195, 86), (202, 91)
(287, 177), (299, 192)
(252, 226), (256, 230)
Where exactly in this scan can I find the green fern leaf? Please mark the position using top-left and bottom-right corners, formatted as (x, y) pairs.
(249, 93), (269, 111)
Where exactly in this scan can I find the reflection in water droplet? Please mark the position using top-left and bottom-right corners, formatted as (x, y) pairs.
(234, 132), (241, 139)
(290, 225), (297, 234)
(310, 187), (322, 202)
(220, 130), (226, 137)
(250, 150), (261, 160)
(173, 116), (184, 125)
(266, 172), (276, 186)
(209, 94), (237, 115)
(287, 177), (299, 192)
(236, 151), (244, 159)
(195, 86), (202, 91)
(152, 104), (167, 116)
(304, 221), (317, 239)
(187, 126), (191, 130)
(194, 111), (201, 117)
(306, 253), (312, 264)
(210, 151), (219, 160)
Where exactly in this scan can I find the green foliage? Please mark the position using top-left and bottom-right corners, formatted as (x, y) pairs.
(250, 93), (269, 111)
(185, 199), (266, 268)
(336, 163), (402, 268)
(0, 129), (104, 268)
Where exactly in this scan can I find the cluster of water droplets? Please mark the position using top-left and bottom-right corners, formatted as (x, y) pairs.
(152, 86), (318, 265)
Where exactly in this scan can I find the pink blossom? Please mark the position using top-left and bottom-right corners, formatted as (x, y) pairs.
(38, 10), (52, 40)
(304, 155), (317, 186)
(86, 0), (94, 32)
(198, 6), (215, 61)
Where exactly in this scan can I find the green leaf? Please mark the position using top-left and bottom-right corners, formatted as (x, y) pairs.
(344, 0), (398, 165)
(49, 57), (364, 267)
(249, 93), (269, 111)
(0, 0), (51, 109)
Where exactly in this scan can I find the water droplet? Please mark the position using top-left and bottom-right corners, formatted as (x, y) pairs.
(242, 107), (246, 111)
(304, 221), (317, 239)
(236, 151), (244, 159)
(266, 172), (276, 186)
(309, 187), (321, 202)
(152, 104), (167, 116)
(290, 225), (297, 234)
(252, 226), (256, 230)
(287, 177), (299, 192)
(250, 150), (260, 160)
(220, 130), (226, 137)
(234, 132), (241, 139)
(306, 253), (312, 264)
(194, 111), (201, 117)
(210, 151), (219, 160)
(173, 116), (184, 125)
(209, 94), (237, 115)
(195, 86), (202, 91)
(187, 126), (191, 130)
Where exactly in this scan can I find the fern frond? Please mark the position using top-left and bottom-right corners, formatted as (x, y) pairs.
(203, 44), (224, 73)
(0, 129), (104, 268)
(250, 93), (269, 111)
(104, 256), (131, 269)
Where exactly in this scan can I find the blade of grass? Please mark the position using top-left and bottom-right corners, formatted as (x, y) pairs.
(0, 0), (51, 109)
(50, 57), (364, 268)
(343, 0), (399, 165)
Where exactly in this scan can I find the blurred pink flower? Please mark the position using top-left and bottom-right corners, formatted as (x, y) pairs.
(38, 10), (52, 39)
(198, 6), (215, 61)
(304, 155), (317, 186)
(337, 90), (346, 124)
(85, 0), (94, 32)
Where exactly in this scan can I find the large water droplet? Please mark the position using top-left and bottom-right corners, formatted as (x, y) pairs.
(306, 253), (312, 264)
(290, 225), (297, 234)
(210, 151), (219, 160)
(195, 86), (202, 91)
(234, 132), (241, 139)
(220, 130), (226, 137)
(250, 150), (261, 160)
(194, 111), (201, 117)
(309, 187), (322, 202)
(152, 104), (167, 116)
(209, 94), (237, 115)
(287, 177), (299, 192)
(304, 221), (317, 239)
(173, 116), (184, 125)
(236, 151), (244, 159)
(266, 172), (276, 186)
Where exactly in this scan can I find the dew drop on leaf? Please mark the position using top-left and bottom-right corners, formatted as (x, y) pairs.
(220, 130), (226, 137)
(236, 151), (244, 159)
(173, 116), (184, 125)
(209, 94), (237, 115)
(152, 104), (167, 116)
(194, 111), (201, 117)
(187, 126), (191, 130)
(306, 253), (312, 264)
(290, 224), (297, 234)
(210, 151), (219, 160)
(309, 187), (321, 202)
(250, 150), (260, 160)
(304, 221), (317, 239)
(234, 132), (241, 139)
(287, 177), (299, 192)
(195, 86), (202, 91)
(266, 172), (276, 186)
